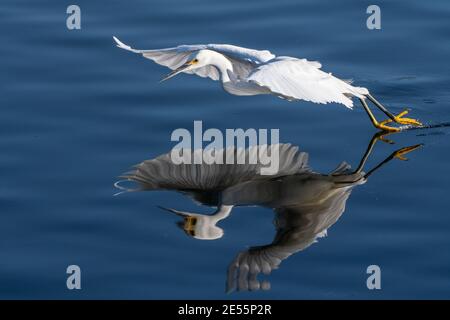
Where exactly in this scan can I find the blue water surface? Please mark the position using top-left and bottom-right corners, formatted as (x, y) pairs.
(1, 0), (450, 299)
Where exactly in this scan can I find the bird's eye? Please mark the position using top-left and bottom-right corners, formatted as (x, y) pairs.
(193, 59), (199, 63)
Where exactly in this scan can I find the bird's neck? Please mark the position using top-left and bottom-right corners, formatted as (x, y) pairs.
(208, 52), (234, 83)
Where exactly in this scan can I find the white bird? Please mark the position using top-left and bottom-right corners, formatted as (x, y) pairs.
(116, 134), (421, 291)
(113, 37), (421, 131)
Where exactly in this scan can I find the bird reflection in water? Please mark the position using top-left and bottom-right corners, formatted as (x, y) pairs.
(116, 133), (421, 293)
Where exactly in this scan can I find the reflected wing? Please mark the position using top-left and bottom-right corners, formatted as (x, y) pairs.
(225, 183), (357, 293)
(247, 57), (369, 108)
(226, 248), (279, 293)
(119, 144), (309, 191)
(113, 37), (275, 80)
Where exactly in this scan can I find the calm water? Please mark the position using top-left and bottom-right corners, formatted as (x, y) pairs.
(1, 0), (450, 299)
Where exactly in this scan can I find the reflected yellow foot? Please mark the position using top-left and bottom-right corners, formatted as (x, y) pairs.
(374, 132), (395, 144)
(380, 110), (422, 127)
(393, 144), (423, 161)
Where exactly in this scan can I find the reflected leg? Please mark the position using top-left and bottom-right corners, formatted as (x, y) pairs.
(363, 143), (423, 179)
(354, 131), (422, 176)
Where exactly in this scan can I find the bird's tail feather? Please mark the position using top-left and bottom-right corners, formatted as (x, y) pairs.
(354, 86), (369, 96)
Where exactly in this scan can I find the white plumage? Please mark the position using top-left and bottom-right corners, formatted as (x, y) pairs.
(247, 57), (368, 107)
(113, 36), (368, 108)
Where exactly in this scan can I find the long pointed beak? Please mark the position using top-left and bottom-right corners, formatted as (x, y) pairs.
(158, 205), (194, 217)
(160, 61), (193, 82)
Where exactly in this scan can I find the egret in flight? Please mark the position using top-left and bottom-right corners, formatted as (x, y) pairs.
(116, 134), (421, 291)
(113, 37), (421, 132)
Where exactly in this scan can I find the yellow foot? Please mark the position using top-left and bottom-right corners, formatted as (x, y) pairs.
(392, 144), (423, 161)
(380, 110), (422, 127)
(374, 121), (401, 132)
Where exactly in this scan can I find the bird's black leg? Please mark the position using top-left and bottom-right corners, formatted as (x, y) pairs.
(366, 94), (397, 120)
(359, 98), (400, 132)
(365, 93), (422, 127)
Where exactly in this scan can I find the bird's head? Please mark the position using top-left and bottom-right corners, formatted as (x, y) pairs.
(160, 50), (213, 82)
(169, 209), (224, 240)
(176, 214), (224, 240)
(159, 204), (232, 240)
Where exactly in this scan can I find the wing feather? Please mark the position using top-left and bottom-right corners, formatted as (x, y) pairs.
(118, 144), (310, 191)
(113, 37), (275, 81)
(247, 57), (368, 108)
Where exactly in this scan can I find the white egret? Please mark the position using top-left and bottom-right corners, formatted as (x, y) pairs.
(116, 134), (421, 291)
(113, 37), (421, 132)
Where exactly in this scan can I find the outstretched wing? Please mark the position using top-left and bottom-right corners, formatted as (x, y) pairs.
(113, 37), (275, 81)
(247, 57), (369, 108)
(118, 144), (309, 192)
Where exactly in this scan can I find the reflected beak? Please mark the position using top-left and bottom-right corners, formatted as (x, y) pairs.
(160, 60), (195, 82)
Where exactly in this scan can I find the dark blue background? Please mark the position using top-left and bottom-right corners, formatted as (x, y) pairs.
(1, 0), (449, 298)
